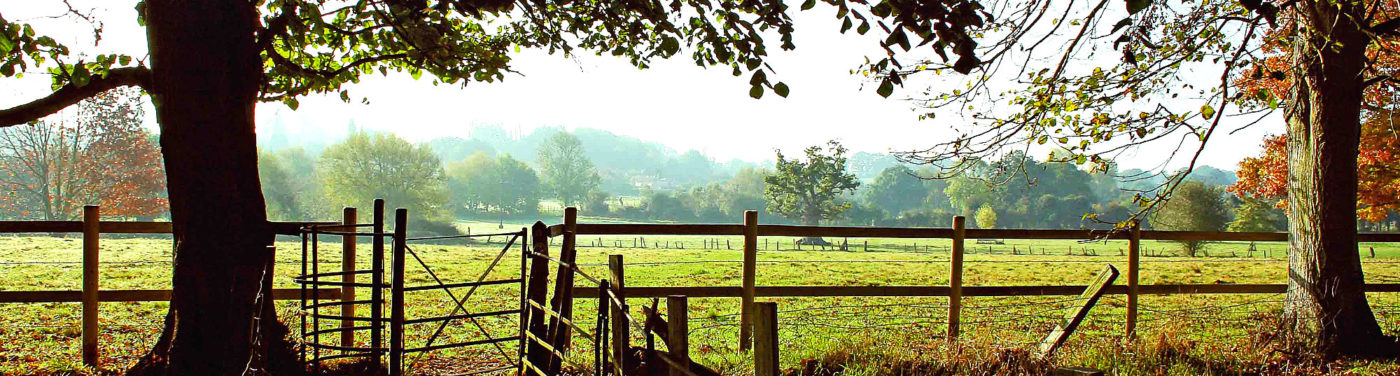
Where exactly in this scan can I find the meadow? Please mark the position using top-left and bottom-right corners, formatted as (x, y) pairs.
(3, 220), (1400, 375)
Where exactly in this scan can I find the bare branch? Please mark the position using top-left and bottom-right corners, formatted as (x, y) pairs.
(0, 67), (150, 127)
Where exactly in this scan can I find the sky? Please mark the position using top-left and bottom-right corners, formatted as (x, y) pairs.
(1, 1), (1285, 171)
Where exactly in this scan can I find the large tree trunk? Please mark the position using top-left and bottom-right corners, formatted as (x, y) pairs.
(127, 1), (300, 375)
(1283, 1), (1395, 358)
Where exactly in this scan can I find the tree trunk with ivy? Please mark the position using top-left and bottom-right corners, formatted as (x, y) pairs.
(126, 1), (300, 374)
(1282, 1), (1395, 357)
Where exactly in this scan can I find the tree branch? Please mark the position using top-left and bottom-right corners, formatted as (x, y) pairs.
(1373, 16), (1400, 36)
(0, 67), (151, 127)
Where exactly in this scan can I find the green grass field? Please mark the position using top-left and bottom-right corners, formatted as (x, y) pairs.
(3, 221), (1400, 375)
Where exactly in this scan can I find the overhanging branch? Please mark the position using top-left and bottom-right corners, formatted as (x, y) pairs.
(1373, 17), (1400, 36)
(0, 67), (151, 127)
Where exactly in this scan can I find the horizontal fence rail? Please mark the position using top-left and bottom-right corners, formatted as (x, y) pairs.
(537, 209), (1400, 368)
(556, 223), (1400, 242)
(570, 283), (1400, 298)
(0, 205), (344, 369)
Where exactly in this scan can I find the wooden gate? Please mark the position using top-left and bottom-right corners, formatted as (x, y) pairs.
(296, 199), (529, 376)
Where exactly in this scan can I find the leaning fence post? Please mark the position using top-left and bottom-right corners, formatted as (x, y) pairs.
(610, 255), (629, 375)
(526, 222), (552, 369)
(546, 227), (578, 375)
(341, 207), (357, 349)
(389, 208), (407, 376)
(948, 216), (965, 342)
(754, 302), (779, 376)
(668, 295), (690, 376)
(82, 205), (100, 368)
(371, 199), (385, 367)
(740, 210), (758, 352)
(1126, 220), (1141, 338)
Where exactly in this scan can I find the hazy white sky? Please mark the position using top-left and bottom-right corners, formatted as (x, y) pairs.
(1, 1), (1283, 170)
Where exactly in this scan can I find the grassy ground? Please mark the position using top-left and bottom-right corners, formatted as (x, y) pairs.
(3, 222), (1400, 375)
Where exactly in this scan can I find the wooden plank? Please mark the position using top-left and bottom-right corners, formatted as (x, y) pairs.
(0, 288), (338, 303)
(1126, 221), (1140, 338)
(758, 225), (954, 239)
(390, 209), (407, 376)
(1360, 233), (1400, 242)
(753, 302), (779, 376)
(0, 221), (82, 233)
(568, 283), (1392, 298)
(81, 206), (99, 367)
(525, 222), (552, 371)
(668, 296), (690, 376)
(575, 223), (744, 236)
(948, 216), (964, 342)
(545, 226), (578, 375)
(100, 221), (172, 234)
(341, 207), (358, 349)
(371, 199), (386, 368)
(1140, 230), (1286, 242)
(739, 211), (758, 352)
(609, 255), (629, 375)
(1038, 265), (1119, 358)
(964, 228), (1127, 240)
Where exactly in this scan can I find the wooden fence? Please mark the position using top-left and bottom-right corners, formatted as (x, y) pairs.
(540, 209), (1400, 354)
(0, 205), (345, 368)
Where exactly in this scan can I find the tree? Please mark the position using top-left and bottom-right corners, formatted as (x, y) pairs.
(259, 147), (332, 221)
(864, 165), (929, 216)
(1231, 111), (1400, 224)
(1150, 181), (1231, 256)
(537, 132), (600, 207)
(446, 152), (541, 217)
(764, 140), (861, 238)
(974, 204), (997, 229)
(1229, 196), (1288, 232)
(871, 0), (1400, 354)
(944, 174), (996, 217)
(321, 133), (449, 222)
(0, 87), (165, 220)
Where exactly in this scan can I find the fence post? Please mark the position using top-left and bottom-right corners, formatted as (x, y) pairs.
(82, 205), (99, 368)
(740, 210), (758, 352)
(526, 222), (552, 369)
(546, 228), (578, 375)
(609, 255), (629, 375)
(668, 295), (690, 376)
(1126, 220), (1141, 338)
(371, 199), (385, 367)
(948, 216), (965, 342)
(341, 207), (357, 349)
(389, 208), (407, 376)
(754, 302), (779, 376)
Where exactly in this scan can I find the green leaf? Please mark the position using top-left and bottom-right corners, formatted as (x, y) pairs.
(876, 80), (894, 98)
(841, 18), (852, 33)
(0, 33), (13, 56)
(857, 21), (870, 35)
(70, 64), (90, 87)
(1126, 0), (1152, 14)
(284, 97), (299, 110)
(1111, 18), (1133, 33)
(119, 55), (131, 66)
(749, 85), (764, 99)
(774, 82), (790, 98)
(1200, 104), (1216, 119)
(801, 0), (816, 10)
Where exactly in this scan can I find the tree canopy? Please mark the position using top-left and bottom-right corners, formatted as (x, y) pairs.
(0, 87), (165, 220)
(764, 140), (861, 226)
(320, 132), (449, 221)
(536, 132), (600, 207)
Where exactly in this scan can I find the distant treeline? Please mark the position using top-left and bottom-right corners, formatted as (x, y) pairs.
(248, 125), (1317, 239)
